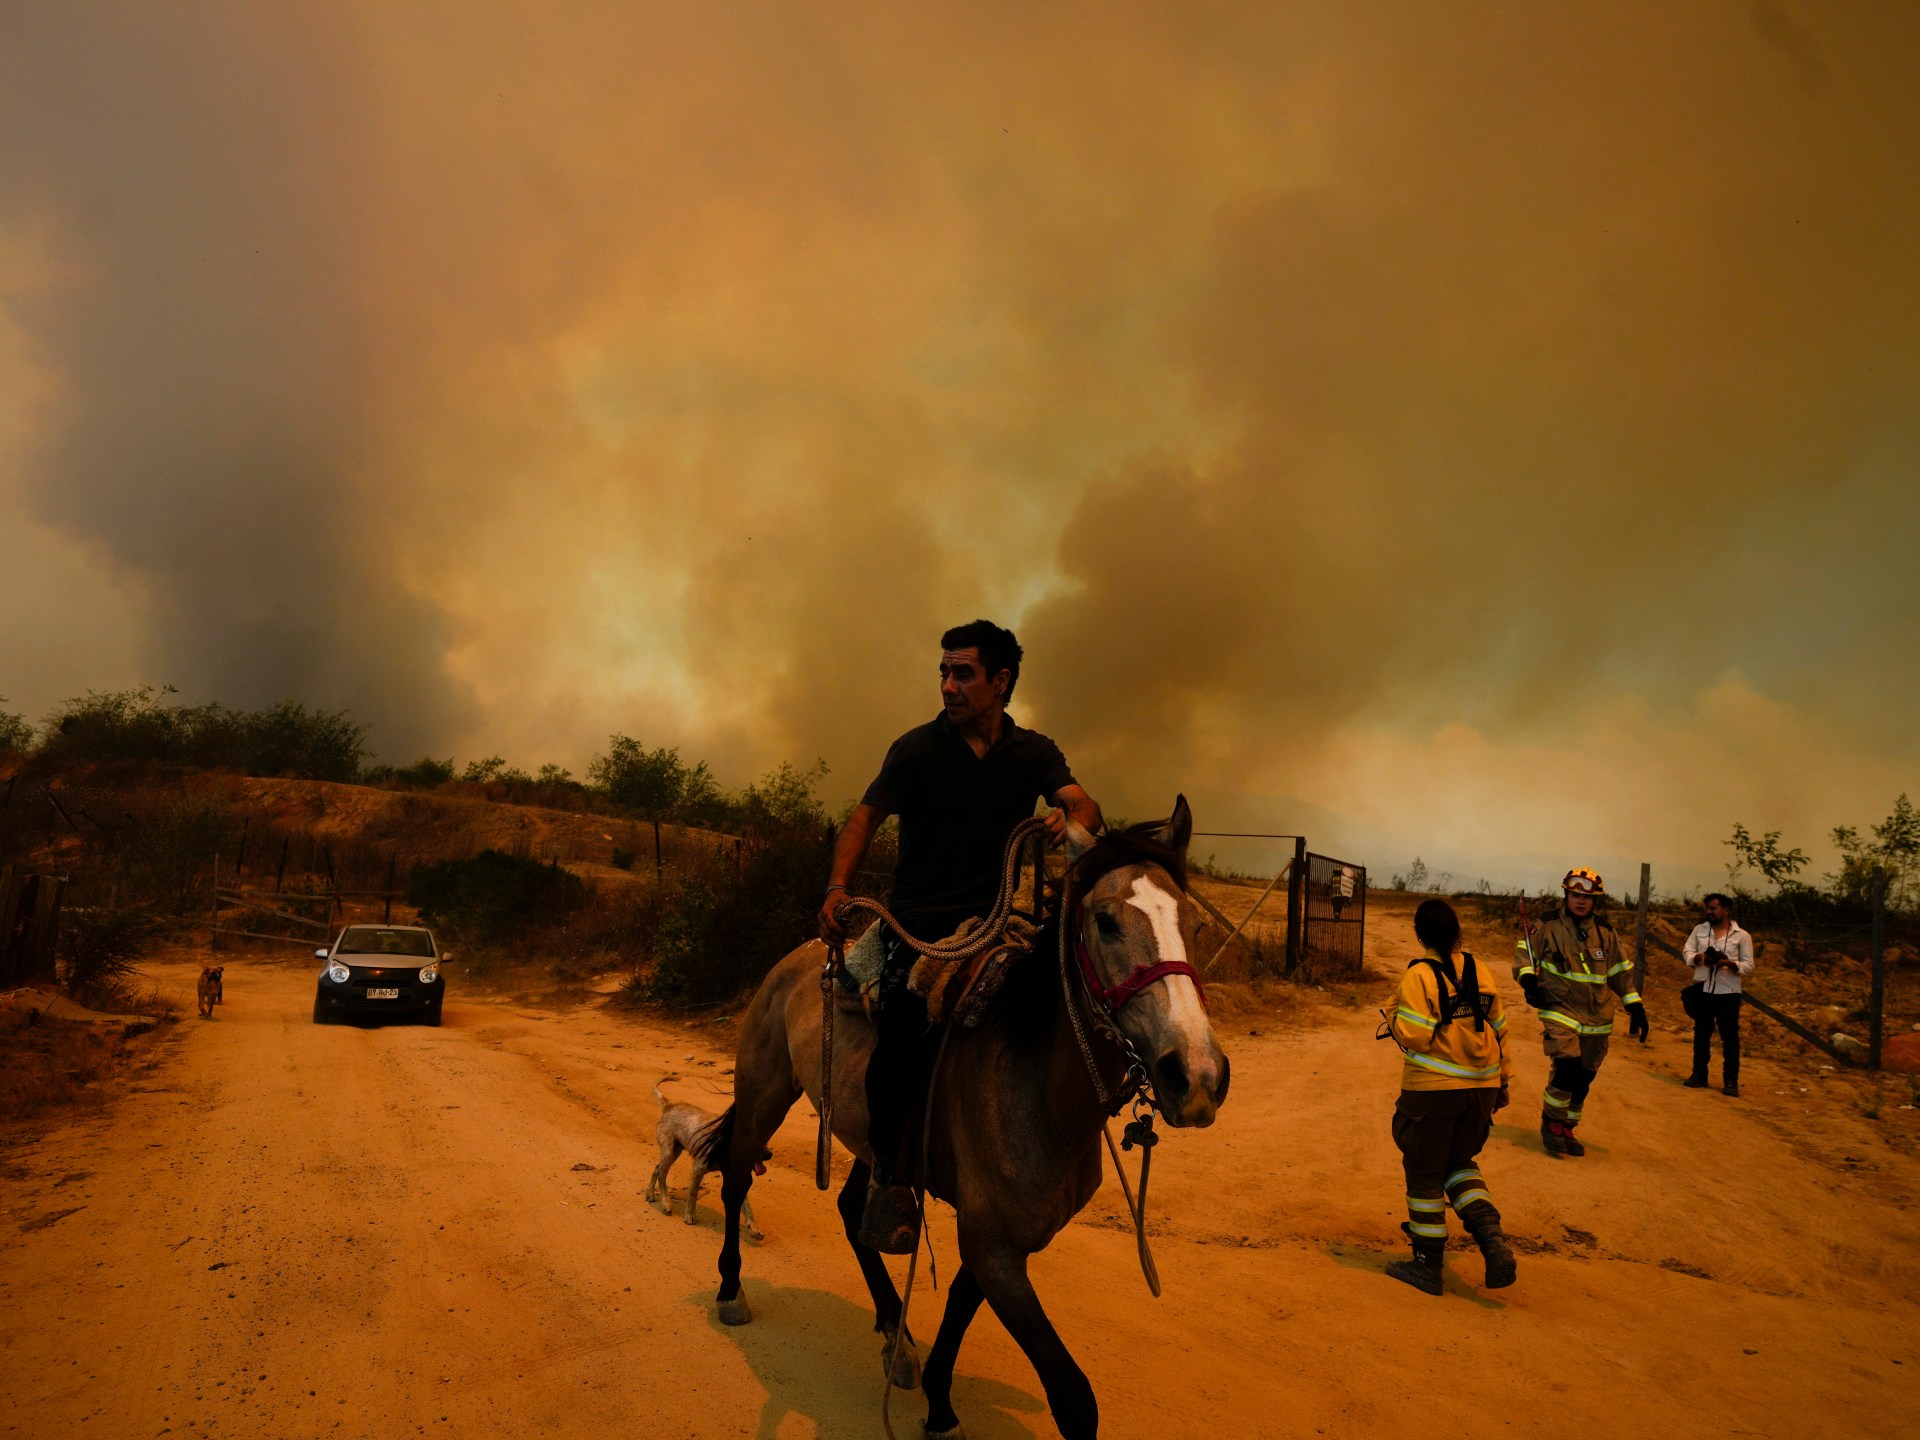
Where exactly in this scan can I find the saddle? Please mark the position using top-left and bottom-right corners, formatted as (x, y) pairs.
(832, 913), (1041, 1028)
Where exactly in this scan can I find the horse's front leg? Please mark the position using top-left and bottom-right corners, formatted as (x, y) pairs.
(971, 1244), (1097, 1440)
(920, 1264), (984, 1439)
(835, 1160), (919, 1388)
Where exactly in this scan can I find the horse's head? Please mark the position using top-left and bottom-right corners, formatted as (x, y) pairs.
(1065, 796), (1230, 1128)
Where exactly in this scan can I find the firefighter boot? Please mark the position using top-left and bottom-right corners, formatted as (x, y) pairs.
(1385, 1223), (1445, 1296)
(1560, 1124), (1586, 1158)
(1464, 1212), (1518, 1289)
(1540, 1114), (1570, 1157)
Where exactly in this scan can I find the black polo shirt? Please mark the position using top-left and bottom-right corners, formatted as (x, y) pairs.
(861, 711), (1076, 941)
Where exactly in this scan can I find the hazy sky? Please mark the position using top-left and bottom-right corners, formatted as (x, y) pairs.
(3, 2), (1916, 890)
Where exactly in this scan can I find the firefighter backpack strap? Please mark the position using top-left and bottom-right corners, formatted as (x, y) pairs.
(1416, 956), (1455, 1030)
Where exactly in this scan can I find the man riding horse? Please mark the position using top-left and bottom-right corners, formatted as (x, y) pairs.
(818, 618), (1103, 1254)
(704, 621), (1223, 1437)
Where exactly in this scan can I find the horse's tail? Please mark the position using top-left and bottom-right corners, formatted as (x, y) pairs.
(691, 1105), (737, 1170)
(652, 1073), (677, 1110)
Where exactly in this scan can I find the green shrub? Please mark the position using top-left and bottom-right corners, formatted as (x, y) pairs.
(638, 824), (831, 1006)
(407, 849), (588, 940)
(588, 735), (718, 820)
(60, 906), (159, 1005)
(364, 756), (456, 789)
(0, 708), (32, 756)
(36, 687), (366, 780)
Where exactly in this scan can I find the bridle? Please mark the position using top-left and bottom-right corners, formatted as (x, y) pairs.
(1059, 870), (1207, 1116)
(1073, 923), (1208, 1015)
(1056, 866), (1205, 1302)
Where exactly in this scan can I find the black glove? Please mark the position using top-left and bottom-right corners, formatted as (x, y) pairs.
(1520, 974), (1544, 1009)
(1626, 1002), (1649, 1042)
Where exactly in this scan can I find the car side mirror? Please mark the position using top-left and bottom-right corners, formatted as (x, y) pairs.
(315, 948), (330, 961)
(439, 950), (453, 962)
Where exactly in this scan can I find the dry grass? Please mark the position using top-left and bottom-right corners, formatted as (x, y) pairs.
(0, 1006), (177, 1123)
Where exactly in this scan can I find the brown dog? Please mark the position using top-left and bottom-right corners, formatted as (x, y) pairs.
(645, 1076), (766, 1239)
(197, 965), (224, 1019)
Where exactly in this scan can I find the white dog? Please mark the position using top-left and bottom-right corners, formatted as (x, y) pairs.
(644, 1076), (766, 1240)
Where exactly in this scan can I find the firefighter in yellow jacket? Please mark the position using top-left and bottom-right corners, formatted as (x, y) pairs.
(1382, 898), (1518, 1295)
(1514, 867), (1648, 1157)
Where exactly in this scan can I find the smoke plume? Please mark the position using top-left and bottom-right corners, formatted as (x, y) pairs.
(3, 2), (1916, 884)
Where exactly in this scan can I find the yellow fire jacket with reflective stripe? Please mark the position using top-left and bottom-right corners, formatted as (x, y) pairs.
(1512, 913), (1641, 1036)
(1388, 952), (1514, 1090)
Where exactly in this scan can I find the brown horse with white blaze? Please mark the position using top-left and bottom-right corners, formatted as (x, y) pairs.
(695, 797), (1229, 1439)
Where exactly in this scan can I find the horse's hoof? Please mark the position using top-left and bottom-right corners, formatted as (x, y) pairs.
(717, 1296), (752, 1326)
(883, 1337), (921, 1390)
(922, 1425), (964, 1440)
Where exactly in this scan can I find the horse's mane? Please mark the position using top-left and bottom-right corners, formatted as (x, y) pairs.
(1066, 820), (1189, 897)
(993, 820), (1187, 1050)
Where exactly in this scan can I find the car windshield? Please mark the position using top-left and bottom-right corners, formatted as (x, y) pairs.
(336, 927), (434, 958)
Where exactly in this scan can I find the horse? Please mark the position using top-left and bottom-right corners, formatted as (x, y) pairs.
(694, 797), (1230, 1439)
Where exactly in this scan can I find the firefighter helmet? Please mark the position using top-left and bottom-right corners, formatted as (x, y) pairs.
(1561, 867), (1605, 896)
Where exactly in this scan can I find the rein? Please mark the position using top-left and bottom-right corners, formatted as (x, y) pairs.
(820, 815), (1053, 1191)
(1056, 869), (1208, 1301)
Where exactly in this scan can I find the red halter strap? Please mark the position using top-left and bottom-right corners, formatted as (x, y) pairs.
(1073, 919), (1208, 1013)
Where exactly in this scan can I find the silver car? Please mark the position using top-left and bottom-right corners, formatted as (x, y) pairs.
(313, 924), (446, 1025)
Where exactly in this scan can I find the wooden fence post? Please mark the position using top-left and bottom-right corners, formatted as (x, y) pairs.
(1633, 862), (1651, 995)
(274, 835), (290, 893)
(1285, 836), (1307, 975)
(322, 844), (340, 918)
(383, 851), (397, 924)
(1870, 865), (1886, 1072)
(653, 819), (664, 879)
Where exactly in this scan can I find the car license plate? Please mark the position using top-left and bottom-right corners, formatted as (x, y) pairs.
(366, 987), (400, 999)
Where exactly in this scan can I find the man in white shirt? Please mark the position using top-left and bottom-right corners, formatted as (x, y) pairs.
(1681, 893), (1754, 1097)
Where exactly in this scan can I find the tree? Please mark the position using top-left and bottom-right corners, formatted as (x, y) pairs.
(588, 736), (711, 821)
(1723, 823), (1809, 895)
(0, 703), (30, 755)
(1829, 795), (1920, 908)
(460, 755), (531, 785)
(736, 760), (829, 833)
(1391, 857), (1430, 892)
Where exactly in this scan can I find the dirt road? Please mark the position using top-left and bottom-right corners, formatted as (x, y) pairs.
(3, 946), (1918, 1439)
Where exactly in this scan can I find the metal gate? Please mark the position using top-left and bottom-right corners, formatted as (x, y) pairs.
(1299, 852), (1367, 978)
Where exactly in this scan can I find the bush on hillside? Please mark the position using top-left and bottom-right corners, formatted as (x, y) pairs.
(588, 735), (721, 821)
(36, 688), (366, 781)
(407, 849), (588, 940)
(60, 906), (160, 1006)
(111, 799), (247, 914)
(363, 756), (456, 789)
(637, 823), (832, 1006)
(629, 757), (835, 1006)
(0, 708), (32, 756)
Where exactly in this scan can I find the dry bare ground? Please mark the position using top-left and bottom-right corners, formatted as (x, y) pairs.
(2, 900), (1918, 1439)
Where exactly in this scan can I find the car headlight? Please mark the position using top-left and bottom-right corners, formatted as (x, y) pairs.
(327, 961), (350, 984)
(419, 964), (438, 983)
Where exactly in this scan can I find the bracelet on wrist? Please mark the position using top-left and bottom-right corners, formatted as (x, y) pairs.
(825, 883), (848, 894)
